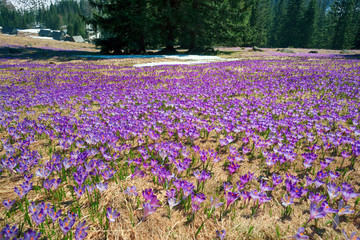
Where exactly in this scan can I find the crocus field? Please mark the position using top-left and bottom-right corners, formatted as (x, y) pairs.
(0, 45), (360, 240)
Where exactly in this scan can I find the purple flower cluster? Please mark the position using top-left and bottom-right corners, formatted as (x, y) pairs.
(0, 52), (359, 239)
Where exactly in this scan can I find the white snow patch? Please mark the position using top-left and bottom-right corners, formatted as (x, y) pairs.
(29, 36), (55, 40)
(18, 29), (41, 34)
(163, 55), (221, 60)
(76, 54), (222, 60)
(76, 54), (239, 67)
(134, 61), (213, 67)
(134, 58), (240, 67)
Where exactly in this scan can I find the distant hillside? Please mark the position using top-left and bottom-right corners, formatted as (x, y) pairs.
(4, 0), (58, 11)
(0, 0), (90, 39)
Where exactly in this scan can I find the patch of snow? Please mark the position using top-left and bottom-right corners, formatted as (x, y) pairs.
(29, 36), (55, 40)
(134, 61), (213, 67)
(77, 54), (239, 67)
(76, 55), (222, 60)
(163, 55), (221, 60)
(18, 29), (41, 34)
(134, 58), (240, 67)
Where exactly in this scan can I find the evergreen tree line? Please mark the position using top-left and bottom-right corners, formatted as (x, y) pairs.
(268, 0), (360, 50)
(89, 0), (360, 53)
(0, 0), (359, 50)
(0, 0), (36, 29)
(0, 0), (89, 37)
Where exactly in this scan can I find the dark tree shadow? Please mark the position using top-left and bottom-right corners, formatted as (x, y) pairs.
(0, 45), (234, 62)
(339, 54), (360, 59)
(0, 46), (99, 62)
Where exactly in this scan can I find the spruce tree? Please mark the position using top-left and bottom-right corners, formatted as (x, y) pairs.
(328, 0), (357, 49)
(249, 0), (271, 47)
(302, 0), (318, 47)
(282, 0), (305, 47)
(88, 0), (152, 53)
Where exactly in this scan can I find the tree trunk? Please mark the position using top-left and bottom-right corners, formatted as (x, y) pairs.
(164, 0), (178, 51)
(189, 0), (199, 50)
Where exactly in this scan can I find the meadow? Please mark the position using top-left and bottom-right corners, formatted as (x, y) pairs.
(0, 35), (360, 239)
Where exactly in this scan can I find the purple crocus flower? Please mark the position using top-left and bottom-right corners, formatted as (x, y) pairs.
(75, 221), (89, 240)
(219, 138), (229, 147)
(21, 180), (32, 192)
(249, 189), (261, 201)
(24, 173), (33, 181)
(243, 146), (250, 154)
(309, 192), (326, 204)
(258, 193), (272, 205)
(285, 174), (299, 185)
(260, 180), (274, 192)
(96, 182), (108, 193)
(14, 186), (26, 199)
(210, 196), (223, 211)
(223, 182), (233, 195)
(305, 176), (315, 187)
(22, 229), (42, 240)
(226, 192), (239, 209)
(124, 186), (138, 196)
(191, 193), (206, 212)
(319, 160), (330, 170)
(86, 184), (95, 194)
(28, 202), (37, 215)
(281, 194), (294, 207)
(327, 182), (340, 199)
(143, 188), (155, 202)
(106, 207), (120, 222)
(48, 207), (62, 222)
(74, 185), (86, 199)
(239, 172), (254, 185)
(216, 230), (226, 240)
(305, 202), (327, 226)
(329, 171), (340, 180)
(68, 211), (78, 221)
(182, 182), (195, 198)
(41, 202), (51, 215)
(333, 199), (355, 229)
(337, 200), (355, 216)
(31, 209), (46, 226)
(142, 203), (157, 220)
(3, 199), (15, 210)
(288, 227), (309, 239)
(168, 197), (181, 210)
(341, 189), (360, 202)
(1, 224), (18, 239)
(166, 189), (177, 199)
(43, 178), (53, 190)
(342, 230), (360, 240)
(35, 167), (51, 179)
(229, 146), (237, 156)
(194, 170), (212, 183)
(316, 170), (328, 180)
(53, 178), (61, 190)
(289, 185), (306, 199)
(341, 151), (351, 159)
(59, 216), (75, 235)
(131, 167), (144, 179)
(149, 195), (161, 208)
(228, 162), (240, 175)
(272, 173), (283, 186)
(321, 201), (338, 214)
(342, 182), (353, 191)
(236, 181), (246, 191)
(73, 171), (87, 186)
